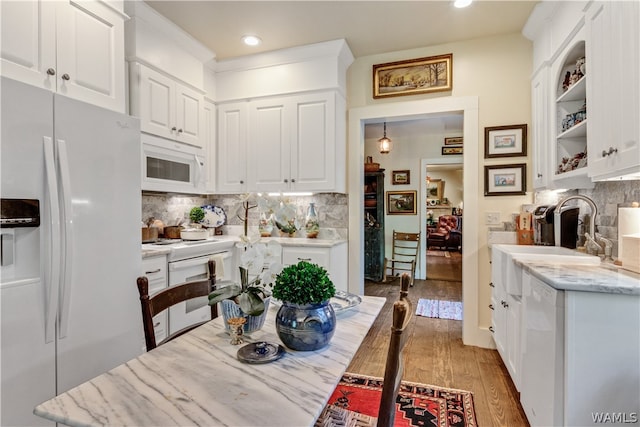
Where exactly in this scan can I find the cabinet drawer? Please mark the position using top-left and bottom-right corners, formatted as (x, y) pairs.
(282, 247), (330, 268)
(142, 256), (167, 293)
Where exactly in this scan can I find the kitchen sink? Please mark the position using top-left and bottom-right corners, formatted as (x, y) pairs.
(492, 244), (600, 296)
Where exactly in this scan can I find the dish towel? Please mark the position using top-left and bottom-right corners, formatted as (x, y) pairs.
(209, 253), (226, 280)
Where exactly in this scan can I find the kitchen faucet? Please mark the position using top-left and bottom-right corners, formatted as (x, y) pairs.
(554, 194), (598, 248)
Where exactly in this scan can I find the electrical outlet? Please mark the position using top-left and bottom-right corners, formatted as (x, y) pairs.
(485, 211), (501, 225)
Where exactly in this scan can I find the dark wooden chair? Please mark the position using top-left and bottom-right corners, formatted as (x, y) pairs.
(383, 230), (420, 286)
(316, 274), (413, 427)
(137, 259), (218, 351)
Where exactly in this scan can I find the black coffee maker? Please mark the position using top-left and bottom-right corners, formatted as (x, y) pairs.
(533, 204), (580, 248)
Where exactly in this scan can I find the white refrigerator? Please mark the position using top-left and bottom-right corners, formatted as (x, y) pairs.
(0, 77), (144, 426)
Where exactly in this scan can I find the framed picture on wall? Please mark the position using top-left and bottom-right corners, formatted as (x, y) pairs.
(387, 191), (417, 215)
(391, 170), (410, 185)
(426, 179), (445, 201)
(373, 53), (453, 98)
(484, 164), (526, 196)
(444, 136), (463, 145)
(484, 124), (528, 158)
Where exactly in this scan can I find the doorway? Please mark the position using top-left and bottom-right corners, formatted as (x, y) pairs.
(423, 162), (463, 283)
(348, 96), (490, 348)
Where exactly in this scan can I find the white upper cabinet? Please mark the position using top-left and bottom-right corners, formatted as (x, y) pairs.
(586, 1), (640, 181)
(246, 91), (343, 193)
(131, 63), (204, 148)
(203, 100), (216, 193)
(1, 0), (126, 112)
(217, 101), (248, 193)
(531, 66), (550, 190)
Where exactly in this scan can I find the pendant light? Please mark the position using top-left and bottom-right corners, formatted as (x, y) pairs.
(378, 122), (392, 154)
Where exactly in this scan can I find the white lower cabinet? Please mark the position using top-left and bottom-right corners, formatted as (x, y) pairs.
(141, 255), (168, 347)
(281, 243), (348, 292)
(490, 248), (521, 390)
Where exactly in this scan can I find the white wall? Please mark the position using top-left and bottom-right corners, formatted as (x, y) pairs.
(347, 33), (533, 348)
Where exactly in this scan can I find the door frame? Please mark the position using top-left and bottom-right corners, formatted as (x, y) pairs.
(348, 95), (490, 348)
(421, 157), (463, 280)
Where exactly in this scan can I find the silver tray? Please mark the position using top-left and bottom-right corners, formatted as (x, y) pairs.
(271, 291), (362, 314)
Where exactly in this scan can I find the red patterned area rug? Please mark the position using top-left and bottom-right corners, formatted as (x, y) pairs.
(323, 372), (477, 427)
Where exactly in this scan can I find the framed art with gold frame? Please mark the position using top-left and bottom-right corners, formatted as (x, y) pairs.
(373, 54), (453, 99)
(386, 191), (417, 215)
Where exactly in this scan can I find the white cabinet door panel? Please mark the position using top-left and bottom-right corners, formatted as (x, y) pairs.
(139, 66), (174, 139)
(217, 102), (248, 193)
(249, 99), (289, 192)
(293, 93), (336, 191)
(175, 84), (203, 147)
(55, 0), (125, 112)
(0, 1), (56, 90)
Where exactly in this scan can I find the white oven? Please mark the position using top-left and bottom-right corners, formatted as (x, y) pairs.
(142, 135), (206, 194)
(167, 250), (233, 334)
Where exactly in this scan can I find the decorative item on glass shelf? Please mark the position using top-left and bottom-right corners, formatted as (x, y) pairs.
(557, 150), (588, 174)
(561, 102), (587, 132)
(272, 261), (336, 351)
(562, 56), (586, 93)
(305, 203), (320, 238)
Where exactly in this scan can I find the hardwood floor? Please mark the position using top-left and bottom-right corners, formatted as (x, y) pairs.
(348, 277), (529, 427)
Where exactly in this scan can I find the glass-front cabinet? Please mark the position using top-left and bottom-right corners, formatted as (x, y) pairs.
(364, 171), (385, 281)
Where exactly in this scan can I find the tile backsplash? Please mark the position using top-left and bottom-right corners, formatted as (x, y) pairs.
(142, 192), (349, 235)
(535, 180), (640, 257)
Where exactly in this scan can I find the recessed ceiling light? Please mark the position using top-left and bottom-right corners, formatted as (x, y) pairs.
(454, 0), (472, 8)
(242, 35), (262, 46)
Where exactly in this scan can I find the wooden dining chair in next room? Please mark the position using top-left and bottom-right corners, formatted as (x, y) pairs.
(316, 274), (413, 427)
(137, 259), (218, 351)
(383, 230), (420, 287)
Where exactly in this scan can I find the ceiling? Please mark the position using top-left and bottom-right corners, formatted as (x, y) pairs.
(145, 0), (539, 61)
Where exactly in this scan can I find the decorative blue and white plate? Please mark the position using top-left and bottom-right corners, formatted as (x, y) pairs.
(200, 205), (226, 228)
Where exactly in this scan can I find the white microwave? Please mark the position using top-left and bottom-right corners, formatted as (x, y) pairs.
(141, 135), (207, 194)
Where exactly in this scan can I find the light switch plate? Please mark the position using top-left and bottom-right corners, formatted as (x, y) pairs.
(485, 211), (501, 225)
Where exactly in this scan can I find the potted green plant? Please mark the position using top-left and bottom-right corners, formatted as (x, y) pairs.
(272, 261), (336, 351)
(189, 206), (205, 226)
(208, 240), (282, 333)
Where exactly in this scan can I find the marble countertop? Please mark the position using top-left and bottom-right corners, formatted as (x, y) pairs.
(34, 296), (386, 427)
(260, 237), (347, 247)
(514, 259), (640, 295)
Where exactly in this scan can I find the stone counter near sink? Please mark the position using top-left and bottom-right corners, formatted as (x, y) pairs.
(513, 259), (640, 295)
(141, 246), (171, 259)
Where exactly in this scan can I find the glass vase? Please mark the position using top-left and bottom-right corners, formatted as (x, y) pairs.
(305, 203), (320, 238)
(258, 212), (273, 237)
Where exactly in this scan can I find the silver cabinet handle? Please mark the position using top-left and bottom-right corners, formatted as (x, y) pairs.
(145, 268), (161, 274)
(178, 128), (183, 133)
(171, 127), (177, 131)
(537, 173), (543, 178)
(297, 257), (312, 261)
(489, 282), (494, 288)
(602, 147), (618, 157)
(47, 68), (56, 76)
(153, 321), (160, 327)
(489, 304), (494, 310)
(284, 179), (288, 183)
(489, 326), (494, 333)
(240, 180), (244, 184)
(61, 73), (70, 81)
(291, 178), (295, 183)
(500, 300), (507, 307)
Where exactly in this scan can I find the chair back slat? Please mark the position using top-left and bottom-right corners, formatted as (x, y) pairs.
(377, 274), (413, 427)
(136, 259), (217, 351)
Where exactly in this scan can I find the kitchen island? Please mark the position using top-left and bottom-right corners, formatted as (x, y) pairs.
(34, 295), (386, 426)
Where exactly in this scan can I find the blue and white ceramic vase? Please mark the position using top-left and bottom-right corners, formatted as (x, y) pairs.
(275, 301), (336, 351)
(221, 297), (270, 334)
